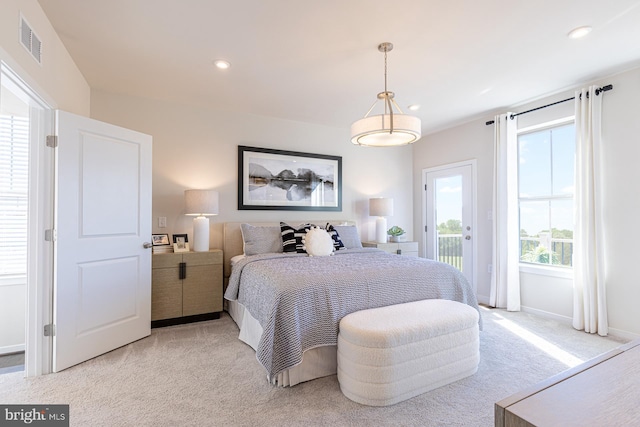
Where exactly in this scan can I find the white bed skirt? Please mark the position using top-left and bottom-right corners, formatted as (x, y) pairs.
(227, 299), (337, 387)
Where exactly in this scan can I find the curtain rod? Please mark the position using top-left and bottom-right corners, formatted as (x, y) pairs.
(485, 84), (613, 126)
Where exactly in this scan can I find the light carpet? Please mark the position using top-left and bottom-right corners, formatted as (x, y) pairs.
(0, 307), (627, 426)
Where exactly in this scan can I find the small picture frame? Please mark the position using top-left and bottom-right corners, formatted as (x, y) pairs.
(151, 234), (170, 246)
(173, 242), (190, 253)
(172, 234), (189, 252)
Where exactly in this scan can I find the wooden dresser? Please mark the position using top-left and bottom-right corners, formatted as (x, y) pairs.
(496, 339), (640, 426)
(151, 249), (223, 327)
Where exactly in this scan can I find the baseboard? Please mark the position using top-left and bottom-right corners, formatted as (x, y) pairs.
(151, 312), (220, 328)
(607, 327), (640, 341)
(0, 344), (25, 355)
(521, 305), (640, 341)
(476, 294), (490, 306)
(520, 305), (572, 324)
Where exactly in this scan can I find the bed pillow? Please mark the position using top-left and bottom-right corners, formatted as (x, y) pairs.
(280, 222), (314, 253)
(302, 227), (334, 257)
(331, 224), (362, 249)
(240, 224), (283, 255)
(325, 223), (345, 251)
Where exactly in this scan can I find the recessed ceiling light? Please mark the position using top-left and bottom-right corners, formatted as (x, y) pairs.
(213, 59), (230, 70)
(408, 104), (420, 111)
(568, 26), (592, 39)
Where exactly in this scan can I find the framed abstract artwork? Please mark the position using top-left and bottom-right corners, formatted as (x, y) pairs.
(238, 145), (342, 211)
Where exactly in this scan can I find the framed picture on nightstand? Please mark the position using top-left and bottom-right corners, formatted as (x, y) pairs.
(151, 234), (170, 246)
(173, 234), (189, 252)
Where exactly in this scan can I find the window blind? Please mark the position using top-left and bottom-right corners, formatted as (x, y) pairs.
(0, 114), (29, 279)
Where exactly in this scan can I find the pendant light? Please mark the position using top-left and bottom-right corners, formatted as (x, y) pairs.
(351, 42), (422, 147)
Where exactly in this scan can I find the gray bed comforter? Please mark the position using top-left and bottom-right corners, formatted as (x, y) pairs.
(224, 248), (481, 381)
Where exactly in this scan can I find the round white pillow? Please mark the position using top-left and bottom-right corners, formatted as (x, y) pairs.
(302, 227), (334, 257)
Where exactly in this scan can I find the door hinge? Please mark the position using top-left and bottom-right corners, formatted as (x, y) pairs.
(44, 229), (57, 242)
(46, 135), (58, 148)
(424, 184), (427, 191)
(44, 324), (55, 337)
(425, 225), (428, 232)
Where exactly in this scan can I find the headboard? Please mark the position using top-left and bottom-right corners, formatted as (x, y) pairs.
(222, 220), (356, 278)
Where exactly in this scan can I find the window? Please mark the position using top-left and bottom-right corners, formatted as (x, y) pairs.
(0, 113), (29, 282)
(518, 120), (574, 267)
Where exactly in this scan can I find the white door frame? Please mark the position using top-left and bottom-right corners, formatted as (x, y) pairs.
(422, 159), (477, 294)
(1, 62), (55, 377)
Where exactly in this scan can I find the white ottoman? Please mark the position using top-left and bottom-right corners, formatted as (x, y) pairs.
(337, 299), (480, 406)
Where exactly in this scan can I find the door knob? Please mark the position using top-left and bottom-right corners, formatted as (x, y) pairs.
(465, 235), (471, 240)
(143, 242), (153, 249)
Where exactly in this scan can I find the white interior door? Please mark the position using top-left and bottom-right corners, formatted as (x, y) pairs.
(53, 110), (152, 372)
(424, 162), (476, 289)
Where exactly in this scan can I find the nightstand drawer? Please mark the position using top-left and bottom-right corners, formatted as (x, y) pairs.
(362, 241), (418, 256)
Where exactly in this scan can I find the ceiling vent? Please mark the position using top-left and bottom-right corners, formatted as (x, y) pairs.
(20, 16), (42, 64)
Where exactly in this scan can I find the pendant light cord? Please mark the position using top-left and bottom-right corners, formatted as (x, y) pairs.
(383, 46), (394, 132)
(383, 48), (388, 95)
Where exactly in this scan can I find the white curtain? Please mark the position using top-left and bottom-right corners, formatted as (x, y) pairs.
(490, 113), (520, 311)
(573, 86), (608, 335)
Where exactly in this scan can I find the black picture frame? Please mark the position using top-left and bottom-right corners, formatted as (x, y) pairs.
(238, 145), (342, 211)
(172, 233), (188, 244)
(151, 234), (170, 246)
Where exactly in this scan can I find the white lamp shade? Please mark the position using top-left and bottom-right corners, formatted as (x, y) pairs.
(351, 114), (421, 147)
(185, 190), (219, 216)
(369, 197), (394, 217)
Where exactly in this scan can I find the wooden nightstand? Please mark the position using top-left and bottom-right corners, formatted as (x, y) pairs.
(362, 241), (419, 257)
(151, 249), (223, 327)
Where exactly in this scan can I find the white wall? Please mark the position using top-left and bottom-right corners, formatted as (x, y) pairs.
(413, 66), (640, 338)
(90, 90), (415, 248)
(0, 0), (90, 114)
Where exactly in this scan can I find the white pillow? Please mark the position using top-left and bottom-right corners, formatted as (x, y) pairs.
(302, 227), (334, 257)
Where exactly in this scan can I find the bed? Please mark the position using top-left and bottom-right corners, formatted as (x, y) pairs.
(222, 221), (481, 387)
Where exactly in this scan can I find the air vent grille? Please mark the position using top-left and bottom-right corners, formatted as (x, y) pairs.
(20, 16), (42, 64)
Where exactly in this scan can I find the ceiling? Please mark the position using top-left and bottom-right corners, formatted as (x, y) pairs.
(37, 0), (640, 136)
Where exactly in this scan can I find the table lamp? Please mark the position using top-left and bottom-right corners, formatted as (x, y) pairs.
(369, 197), (393, 244)
(185, 189), (219, 252)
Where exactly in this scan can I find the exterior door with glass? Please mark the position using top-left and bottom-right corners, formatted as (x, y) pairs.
(424, 162), (475, 289)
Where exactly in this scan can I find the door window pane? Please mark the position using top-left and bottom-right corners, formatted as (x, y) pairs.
(435, 175), (463, 271)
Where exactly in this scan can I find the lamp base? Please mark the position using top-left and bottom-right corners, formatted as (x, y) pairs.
(192, 216), (210, 252)
(375, 217), (387, 244)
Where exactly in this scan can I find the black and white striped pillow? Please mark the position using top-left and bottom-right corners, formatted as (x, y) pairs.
(280, 222), (314, 253)
(325, 223), (345, 251)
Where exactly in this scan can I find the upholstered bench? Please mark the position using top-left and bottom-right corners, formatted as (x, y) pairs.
(337, 299), (480, 406)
